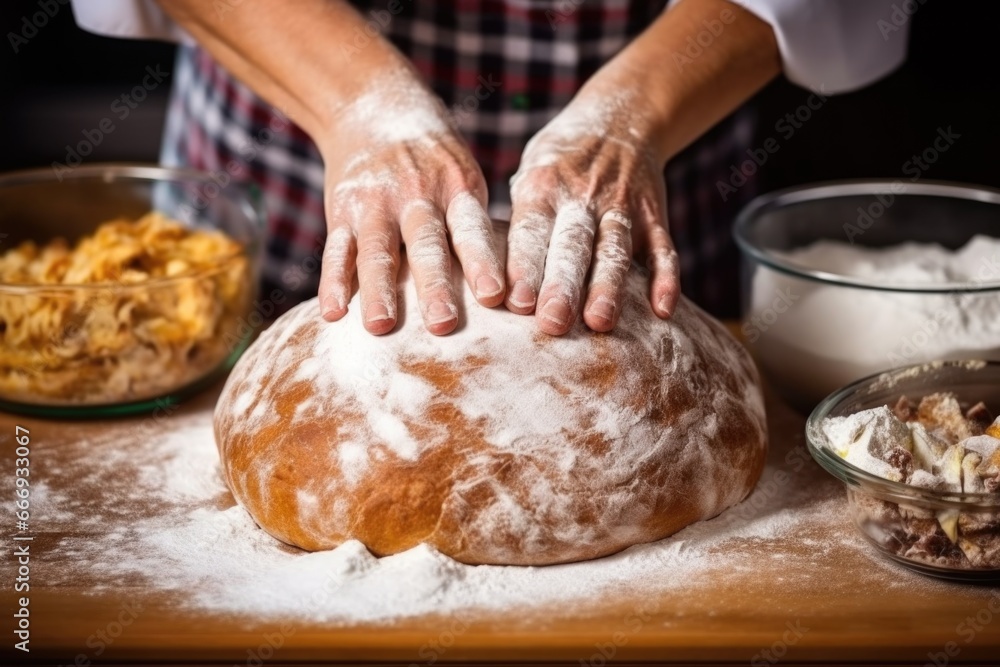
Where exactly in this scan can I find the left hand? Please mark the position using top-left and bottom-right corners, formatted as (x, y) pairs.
(506, 84), (681, 336)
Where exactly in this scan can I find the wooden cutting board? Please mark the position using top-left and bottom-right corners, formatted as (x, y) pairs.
(2, 328), (999, 666)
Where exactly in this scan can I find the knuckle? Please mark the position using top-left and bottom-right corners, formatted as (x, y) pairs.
(540, 278), (581, 302)
(325, 199), (348, 223)
(326, 190), (364, 224)
(435, 165), (462, 193)
(410, 220), (448, 248)
(455, 162), (485, 189)
(407, 225), (451, 271)
(406, 236), (448, 265)
(512, 166), (561, 199)
(401, 198), (437, 220)
(649, 247), (678, 273)
(509, 219), (551, 257)
(634, 195), (665, 225)
(512, 209), (551, 233)
(357, 232), (396, 266)
(596, 243), (632, 274)
(402, 175), (432, 199)
(420, 276), (454, 294)
(434, 149), (483, 192)
(532, 167), (562, 192)
(467, 178), (489, 201)
(326, 225), (353, 248)
(647, 223), (671, 245)
(358, 249), (395, 269)
(323, 228), (355, 270)
(603, 202), (631, 221)
(600, 215), (633, 241)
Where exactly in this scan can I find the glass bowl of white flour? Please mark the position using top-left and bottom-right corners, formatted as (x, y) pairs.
(734, 180), (1000, 412)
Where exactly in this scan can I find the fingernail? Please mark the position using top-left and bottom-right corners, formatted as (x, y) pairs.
(509, 281), (536, 308)
(540, 297), (571, 327)
(657, 295), (672, 316)
(426, 300), (457, 325)
(475, 274), (503, 299)
(365, 302), (393, 323)
(321, 295), (342, 318)
(590, 296), (615, 323)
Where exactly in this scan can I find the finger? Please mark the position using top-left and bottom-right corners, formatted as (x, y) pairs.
(318, 224), (357, 321)
(641, 217), (681, 318)
(355, 218), (401, 335)
(582, 210), (632, 332)
(401, 201), (459, 336)
(536, 201), (597, 336)
(505, 197), (555, 315)
(445, 192), (505, 307)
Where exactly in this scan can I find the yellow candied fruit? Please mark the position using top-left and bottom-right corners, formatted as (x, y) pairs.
(0, 212), (252, 405)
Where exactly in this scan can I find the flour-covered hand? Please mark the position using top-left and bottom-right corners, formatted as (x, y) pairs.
(507, 91), (680, 335)
(318, 73), (505, 336)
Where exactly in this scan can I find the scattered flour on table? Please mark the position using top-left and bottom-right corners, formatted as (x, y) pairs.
(2, 407), (951, 625)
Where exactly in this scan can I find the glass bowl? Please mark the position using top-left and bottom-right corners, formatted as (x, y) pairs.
(806, 360), (1000, 582)
(734, 180), (1000, 413)
(0, 164), (264, 417)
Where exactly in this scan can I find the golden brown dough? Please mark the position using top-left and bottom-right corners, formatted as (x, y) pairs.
(214, 226), (767, 565)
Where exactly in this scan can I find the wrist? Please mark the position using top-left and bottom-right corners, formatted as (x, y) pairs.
(313, 66), (455, 170)
(580, 0), (779, 165)
(307, 49), (416, 147)
(571, 67), (676, 166)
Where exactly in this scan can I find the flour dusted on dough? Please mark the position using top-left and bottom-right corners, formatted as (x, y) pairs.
(215, 225), (767, 565)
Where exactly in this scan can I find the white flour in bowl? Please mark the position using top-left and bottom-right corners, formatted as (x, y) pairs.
(746, 235), (1000, 408)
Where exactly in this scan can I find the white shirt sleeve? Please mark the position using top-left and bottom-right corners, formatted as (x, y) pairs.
(73, 0), (910, 96)
(70, 0), (193, 45)
(732, 0), (910, 94)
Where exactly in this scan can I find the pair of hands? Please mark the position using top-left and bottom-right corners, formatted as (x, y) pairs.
(317, 70), (680, 337)
(158, 0), (780, 337)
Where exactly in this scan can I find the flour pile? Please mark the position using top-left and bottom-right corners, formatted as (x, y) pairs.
(747, 235), (1000, 406)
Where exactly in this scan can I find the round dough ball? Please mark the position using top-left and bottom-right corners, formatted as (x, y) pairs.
(215, 237), (767, 566)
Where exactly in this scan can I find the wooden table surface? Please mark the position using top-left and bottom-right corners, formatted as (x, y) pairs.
(2, 325), (999, 666)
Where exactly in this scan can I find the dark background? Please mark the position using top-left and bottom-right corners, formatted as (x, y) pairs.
(1, 1), (998, 196)
(1, 1), (175, 171)
(754, 1), (1000, 194)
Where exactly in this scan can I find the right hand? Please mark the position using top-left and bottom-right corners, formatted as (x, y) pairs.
(317, 70), (505, 336)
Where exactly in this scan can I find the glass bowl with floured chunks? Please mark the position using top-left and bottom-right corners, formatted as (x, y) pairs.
(806, 360), (1000, 581)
